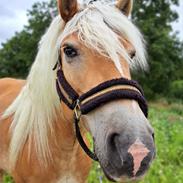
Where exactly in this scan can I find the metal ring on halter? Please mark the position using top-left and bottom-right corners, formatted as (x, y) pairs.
(74, 99), (81, 120)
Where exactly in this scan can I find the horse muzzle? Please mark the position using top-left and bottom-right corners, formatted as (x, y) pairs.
(97, 133), (155, 182)
(85, 99), (155, 182)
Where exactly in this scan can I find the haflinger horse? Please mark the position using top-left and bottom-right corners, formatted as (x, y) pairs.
(0, 0), (155, 182)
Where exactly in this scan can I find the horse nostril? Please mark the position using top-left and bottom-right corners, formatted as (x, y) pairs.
(106, 132), (124, 170)
(152, 133), (155, 141)
(107, 133), (119, 150)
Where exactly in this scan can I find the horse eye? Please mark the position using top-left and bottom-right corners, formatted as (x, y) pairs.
(130, 50), (136, 59)
(64, 46), (78, 58)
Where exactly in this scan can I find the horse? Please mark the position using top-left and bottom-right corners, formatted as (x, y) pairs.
(0, 0), (155, 182)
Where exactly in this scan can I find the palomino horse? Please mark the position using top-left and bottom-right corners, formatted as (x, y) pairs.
(0, 0), (155, 182)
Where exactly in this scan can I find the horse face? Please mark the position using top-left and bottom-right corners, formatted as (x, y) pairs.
(60, 34), (155, 182)
(58, 0), (155, 182)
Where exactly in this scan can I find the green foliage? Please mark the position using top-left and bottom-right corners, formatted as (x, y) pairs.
(132, 0), (183, 100)
(3, 174), (14, 183)
(169, 80), (183, 100)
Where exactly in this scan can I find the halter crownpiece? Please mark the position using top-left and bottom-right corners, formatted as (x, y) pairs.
(54, 56), (148, 161)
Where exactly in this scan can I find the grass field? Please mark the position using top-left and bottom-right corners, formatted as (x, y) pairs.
(3, 101), (183, 183)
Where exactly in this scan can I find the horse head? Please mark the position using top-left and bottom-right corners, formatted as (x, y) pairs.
(56, 0), (155, 182)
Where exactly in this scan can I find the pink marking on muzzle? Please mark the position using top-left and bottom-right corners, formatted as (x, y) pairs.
(128, 139), (150, 176)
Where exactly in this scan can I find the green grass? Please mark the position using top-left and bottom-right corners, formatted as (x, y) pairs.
(3, 102), (183, 183)
(3, 173), (14, 183)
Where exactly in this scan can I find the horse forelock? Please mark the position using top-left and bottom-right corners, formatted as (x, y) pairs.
(59, 2), (148, 73)
(3, 2), (147, 169)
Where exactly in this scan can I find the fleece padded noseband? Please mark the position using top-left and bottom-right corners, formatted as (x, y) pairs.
(54, 57), (148, 161)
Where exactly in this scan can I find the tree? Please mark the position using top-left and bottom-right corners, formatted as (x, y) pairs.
(132, 0), (183, 99)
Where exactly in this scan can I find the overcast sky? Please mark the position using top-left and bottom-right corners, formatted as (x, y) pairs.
(0, 0), (183, 47)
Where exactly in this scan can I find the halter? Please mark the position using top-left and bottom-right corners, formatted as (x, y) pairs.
(54, 56), (148, 161)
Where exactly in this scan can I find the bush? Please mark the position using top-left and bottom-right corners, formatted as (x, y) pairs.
(169, 80), (183, 100)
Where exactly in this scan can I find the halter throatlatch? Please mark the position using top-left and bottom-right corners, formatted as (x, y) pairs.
(54, 57), (148, 162)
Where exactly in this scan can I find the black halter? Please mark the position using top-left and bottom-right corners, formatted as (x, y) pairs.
(54, 56), (148, 161)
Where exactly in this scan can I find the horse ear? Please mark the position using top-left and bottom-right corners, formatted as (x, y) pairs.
(57, 0), (78, 22)
(116, 0), (133, 17)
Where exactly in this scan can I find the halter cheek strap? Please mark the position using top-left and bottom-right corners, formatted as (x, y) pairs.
(54, 58), (148, 161)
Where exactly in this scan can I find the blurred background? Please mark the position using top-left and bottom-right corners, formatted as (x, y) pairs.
(0, 0), (183, 183)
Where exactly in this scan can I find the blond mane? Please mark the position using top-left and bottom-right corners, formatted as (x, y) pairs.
(3, 2), (147, 168)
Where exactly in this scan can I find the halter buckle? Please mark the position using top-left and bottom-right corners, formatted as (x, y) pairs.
(74, 99), (81, 120)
